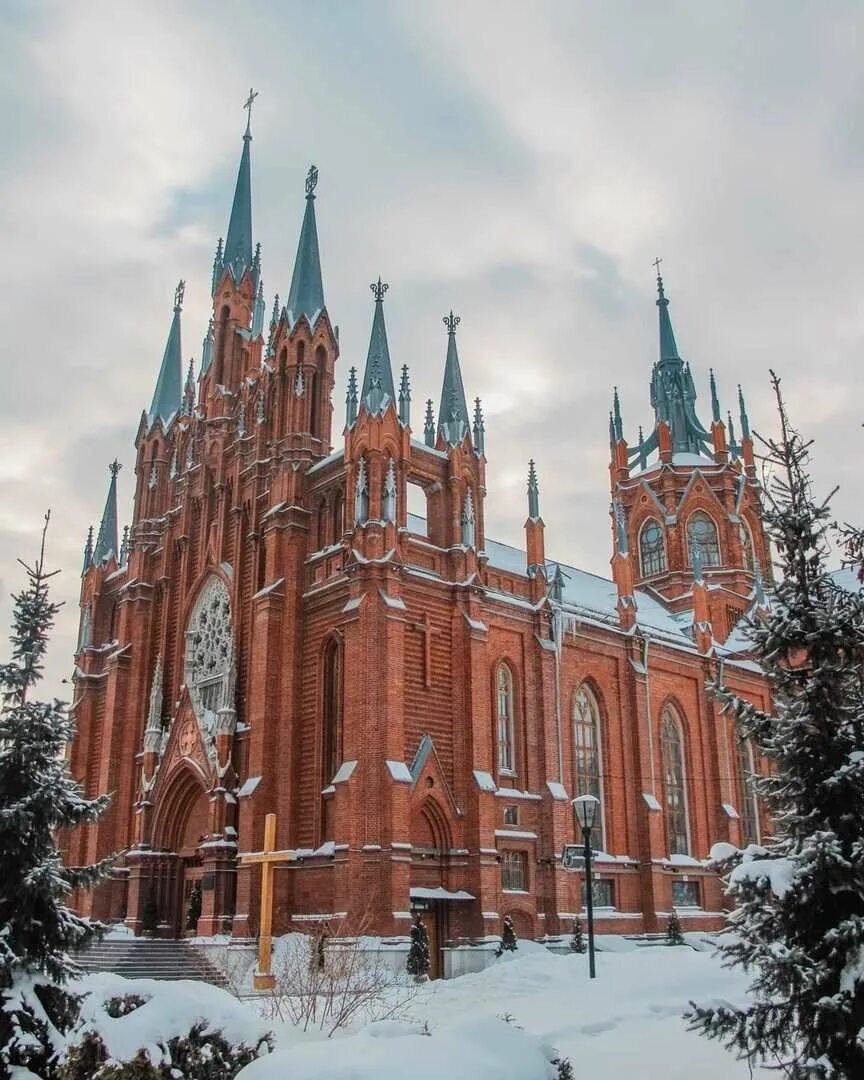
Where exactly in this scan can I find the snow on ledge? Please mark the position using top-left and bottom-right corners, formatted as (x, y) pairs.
(333, 760), (358, 783)
(410, 886), (475, 901)
(546, 780), (569, 801)
(385, 760), (413, 783)
(473, 769), (496, 792)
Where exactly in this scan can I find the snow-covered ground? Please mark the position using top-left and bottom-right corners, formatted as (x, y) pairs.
(238, 935), (766, 1079)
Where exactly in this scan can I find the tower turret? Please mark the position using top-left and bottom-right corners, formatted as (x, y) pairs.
(92, 461), (121, 567)
(437, 312), (471, 448)
(286, 166), (325, 328)
(148, 282), (184, 428)
(359, 279), (396, 417)
(212, 90), (257, 294)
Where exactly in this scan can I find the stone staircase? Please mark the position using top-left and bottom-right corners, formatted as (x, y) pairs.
(74, 938), (230, 988)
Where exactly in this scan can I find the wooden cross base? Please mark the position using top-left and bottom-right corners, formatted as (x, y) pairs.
(238, 812), (295, 991)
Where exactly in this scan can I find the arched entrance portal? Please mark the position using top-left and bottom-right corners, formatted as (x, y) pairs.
(409, 798), (453, 979)
(151, 767), (212, 937)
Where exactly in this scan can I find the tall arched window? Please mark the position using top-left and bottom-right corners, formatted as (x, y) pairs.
(739, 520), (755, 571)
(661, 706), (690, 856)
(322, 638), (343, 787)
(639, 519), (667, 576)
(736, 738), (760, 845)
(332, 489), (344, 540)
(687, 512), (720, 569)
(496, 664), (515, 773)
(573, 686), (605, 850)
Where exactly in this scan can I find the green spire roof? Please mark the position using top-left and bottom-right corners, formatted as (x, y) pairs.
(437, 312), (471, 447)
(92, 460), (121, 566)
(656, 272), (680, 362)
(360, 279), (396, 415)
(149, 281), (184, 426)
(222, 132), (253, 284)
(286, 165), (325, 326)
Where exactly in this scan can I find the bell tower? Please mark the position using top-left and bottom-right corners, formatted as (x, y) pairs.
(608, 264), (768, 646)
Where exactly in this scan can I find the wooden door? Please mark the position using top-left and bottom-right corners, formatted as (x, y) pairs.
(426, 906), (441, 979)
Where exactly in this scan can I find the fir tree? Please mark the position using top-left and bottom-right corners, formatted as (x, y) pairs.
(569, 917), (586, 954)
(0, 514), (113, 1074)
(665, 909), (684, 946)
(496, 915), (518, 957)
(688, 375), (864, 1077)
(406, 915), (430, 980)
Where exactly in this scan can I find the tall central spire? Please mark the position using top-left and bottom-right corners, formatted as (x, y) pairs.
(437, 311), (471, 447)
(656, 268), (680, 363)
(360, 278), (396, 415)
(215, 91), (257, 293)
(286, 165), (326, 326)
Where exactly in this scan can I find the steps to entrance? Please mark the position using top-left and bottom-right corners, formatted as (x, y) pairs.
(74, 939), (229, 989)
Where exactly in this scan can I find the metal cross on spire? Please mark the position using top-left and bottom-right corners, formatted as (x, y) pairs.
(652, 256), (663, 275)
(109, 459), (122, 479)
(306, 164), (318, 196)
(243, 88), (259, 136)
(173, 279), (185, 311)
(443, 310), (460, 335)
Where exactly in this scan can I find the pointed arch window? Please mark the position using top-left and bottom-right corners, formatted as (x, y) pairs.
(461, 489), (476, 549)
(639, 519), (667, 576)
(496, 664), (515, 773)
(322, 638), (343, 787)
(573, 686), (605, 850)
(383, 459), (397, 523)
(736, 738), (760, 845)
(332, 489), (344, 540)
(661, 706), (690, 856)
(687, 512), (720, 569)
(739, 520), (755, 571)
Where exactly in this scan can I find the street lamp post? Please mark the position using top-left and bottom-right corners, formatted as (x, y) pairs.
(572, 794), (600, 979)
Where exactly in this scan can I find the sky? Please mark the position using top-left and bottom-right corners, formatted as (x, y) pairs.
(0, 0), (862, 699)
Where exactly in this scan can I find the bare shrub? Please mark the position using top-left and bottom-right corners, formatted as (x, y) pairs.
(261, 912), (417, 1037)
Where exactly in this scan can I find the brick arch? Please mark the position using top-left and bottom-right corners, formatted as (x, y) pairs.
(411, 795), (452, 854)
(151, 762), (210, 853)
(179, 565), (233, 643)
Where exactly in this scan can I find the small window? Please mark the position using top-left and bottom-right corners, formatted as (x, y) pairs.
(503, 805), (519, 826)
(639, 519), (667, 576)
(687, 512), (720, 569)
(582, 877), (614, 909)
(671, 879), (700, 908)
(739, 521), (755, 570)
(501, 850), (528, 891)
(736, 739), (760, 846)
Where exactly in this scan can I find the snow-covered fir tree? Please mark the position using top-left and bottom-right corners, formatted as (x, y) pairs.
(569, 918), (586, 954)
(496, 915), (518, 956)
(0, 515), (113, 1075)
(406, 915), (430, 980)
(665, 909), (684, 946)
(689, 375), (864, 1078)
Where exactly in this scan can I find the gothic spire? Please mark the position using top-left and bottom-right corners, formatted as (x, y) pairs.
(286, 165), (325, 326)
(656, 266), (680, 363)
(612, 386), (623, 441)
(738, 384), (751, 441)
(424, 399), (435, 447)
(346, 366), (358, 427)
(473, 397), (485, 456)
(527, 459), (540, 520)
(360, 278), (396, 416)
(149, 281), (185, 427)
(217, 91), (257, 291)
(92, 460), (121, 566)
(398, 364), (411, 426)
(81, 525), (93, 575)
(182, 358), (195, 416)
(437, 311), (471, 447)
(709, 368), (721, 423)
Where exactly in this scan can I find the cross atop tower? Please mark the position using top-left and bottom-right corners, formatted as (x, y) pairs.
(109, 459), (122, 479)
(173, 279), (185, 311)
(443, 310), (460, 335)
(306, 164), (318, 196)
(243, 88), (259, 137)
(371, 277), (389, 303)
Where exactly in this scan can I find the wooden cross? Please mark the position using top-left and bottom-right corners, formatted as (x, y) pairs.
(239, 813), (295, 990)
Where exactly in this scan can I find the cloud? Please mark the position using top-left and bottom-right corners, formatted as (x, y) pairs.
(0, 1), (861, 698)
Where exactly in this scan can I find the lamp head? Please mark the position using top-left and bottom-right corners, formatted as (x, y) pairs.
(572, 794), (601, 832)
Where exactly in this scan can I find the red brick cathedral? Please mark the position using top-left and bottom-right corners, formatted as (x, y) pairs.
(69, 108), (771, 966)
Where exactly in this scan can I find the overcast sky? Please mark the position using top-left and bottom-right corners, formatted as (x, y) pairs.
(1, 0), (862, 699)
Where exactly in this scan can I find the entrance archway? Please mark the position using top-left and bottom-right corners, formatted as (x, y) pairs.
(150, 767), (211, 936)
